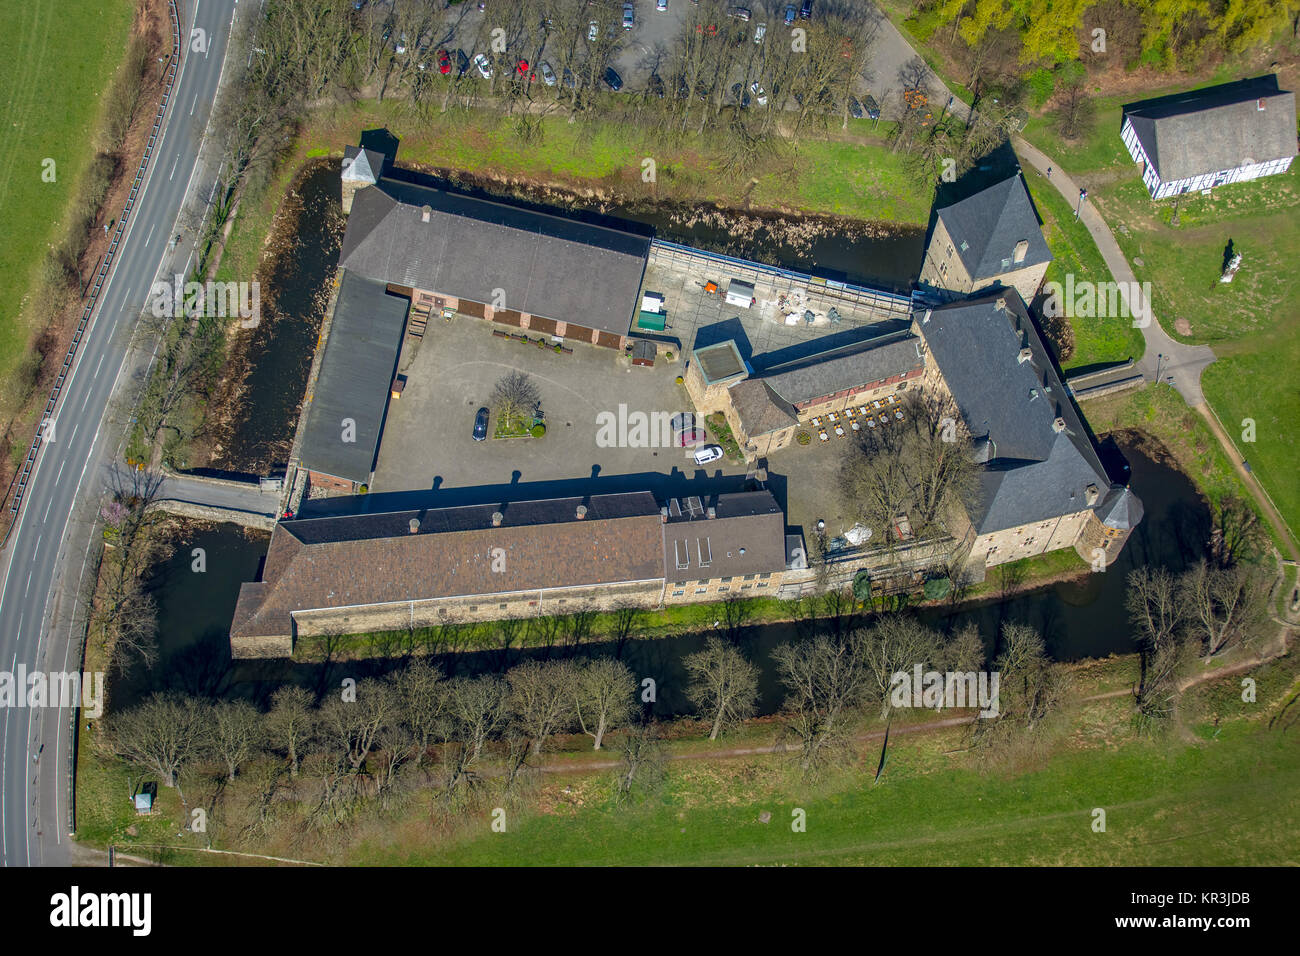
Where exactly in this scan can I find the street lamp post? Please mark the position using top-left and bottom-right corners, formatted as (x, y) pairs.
(1154, 352), (1163, 383)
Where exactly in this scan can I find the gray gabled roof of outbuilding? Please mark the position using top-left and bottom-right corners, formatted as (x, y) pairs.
(920, 291), (1122, 534)
(339, 181), (651, 336)
(758, 332), (923, 406)
(299, 272), (408, 484)
(935, 174), (1052, 282)
(1123, 75), (1298, 182)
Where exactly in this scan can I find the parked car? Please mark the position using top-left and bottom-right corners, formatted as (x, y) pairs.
(603, 66), (624, 91)
(436, 49), (452, 74)
(394, 33), (408, 55)
(588, 19), (599, 41)
(562, 66), (577, 89)
(670, 413), (696, 435)
(693, 444), (724, 465)
(455, 49), (470, 76)
(754, 22), (766, 43)
(749, 81), (767, 106)
(516, 58), (530, 76)
(623, 3), (635, 29)
(731, 81), (750, 107)
(729, 6), (751, 21)
(783, 4), (796, 25)
(847, 95), (864, 118)
(862, 94), (881, 120)
(473, 407), (490, 441)
(473, 53), (492, 78)
(540, 60), (557, 86)
(800, 0), (812, 19)
(677, 428), (707, 447)
(656, 0), (668, 10)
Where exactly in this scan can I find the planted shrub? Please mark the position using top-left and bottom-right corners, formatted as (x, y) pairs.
(530, 423), (546, 438)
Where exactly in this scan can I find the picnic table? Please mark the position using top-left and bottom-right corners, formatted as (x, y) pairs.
(834, 425), (845, 437)
(818, 429), (830, 442)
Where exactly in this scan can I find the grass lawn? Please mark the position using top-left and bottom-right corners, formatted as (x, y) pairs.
(301, 100), (931, 225)
(1021, 166), (1144, 370)
(0, 0), (134, 413)
(360, 657), (1299, 866)
(1090, 167), (1300, 537)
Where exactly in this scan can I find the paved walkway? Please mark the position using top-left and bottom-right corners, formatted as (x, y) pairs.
(1012, 136), (1216, 406)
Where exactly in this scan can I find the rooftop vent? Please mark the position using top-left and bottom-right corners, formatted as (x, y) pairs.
(1258, 98), (1266, 111)
(409, 518), (420, 534)
(922, 309), (932, 324)
(706, 506), (716, 519)
(660, 506), (669, 524)
(491, 511), (503, 527)
(1052, 417), (1068, 433)
(576, 504), (588, 520)
(994, 297), (1009, 313)
(1018, 347), (1033, 364)
(1085, 483), (1101, 506)
(1013, 239), (1029, 263)
(421, 205), (433, 223)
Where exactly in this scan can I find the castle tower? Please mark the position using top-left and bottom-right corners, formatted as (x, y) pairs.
(341, 145), (383, 214)
(1076, 484), (1144, 569)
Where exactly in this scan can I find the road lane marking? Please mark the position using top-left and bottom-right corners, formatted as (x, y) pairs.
(169, 152), (182, 180)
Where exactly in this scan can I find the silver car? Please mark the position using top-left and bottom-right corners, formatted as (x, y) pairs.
(473, 53), (492, 78)
(693, 444), (724, 465)
(540, 60), (556, 86)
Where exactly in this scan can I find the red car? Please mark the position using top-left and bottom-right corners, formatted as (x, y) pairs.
(516, 58), (530, 75)
(676, 428), (706, 447)
(437, 49), (452, 74)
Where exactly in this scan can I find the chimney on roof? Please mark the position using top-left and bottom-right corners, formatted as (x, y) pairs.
(1258, 98), (1266, 111)
(922, 309), (932, 324)
(1052, 417), (1068, 433)
(576, 504), (587, 520)
(660, 506), (669, 523)
(421, 205), (432, 223)
(706, 506), (716, 519)
(491, 511), (503, 527)
(408, 518), (420, 534)
(1085, 483), (1101, 506)
(994, 297), (1008, 313)
(1013, 239), (1028, 264)
(1018, 347), (1033, 364)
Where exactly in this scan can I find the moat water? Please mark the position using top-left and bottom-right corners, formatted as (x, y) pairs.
(116, 443), (1207, 716)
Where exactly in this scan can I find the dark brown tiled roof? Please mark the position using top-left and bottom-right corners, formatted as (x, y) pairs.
(232, 493), (665, 639)
(729, 379), (798, 438)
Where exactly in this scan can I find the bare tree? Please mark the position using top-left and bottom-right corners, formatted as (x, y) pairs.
(108, 693), (210, 804)
(491, 370), (540, 431)
(267, 685), (315, 778)
(508, 660), (578, 755)
(684, 637), (760, 740)
(318, 678), (395, 772)
(574, 658), (635, 750)
(390, 660), (445, 768)
(206, 700), (264, 783)
(615, 720), (666, 802)
(771, 634), (872, 773)
(859, 616), (944, 718)
(1178, 560), (1269, 662)
(970, 622), (1070, 751)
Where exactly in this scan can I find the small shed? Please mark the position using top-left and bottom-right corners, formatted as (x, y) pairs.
(637, 291), (667, 331)
(391, 374), (407, 400)
(631, 339), (657, 367)
(725, 279), (755, 308)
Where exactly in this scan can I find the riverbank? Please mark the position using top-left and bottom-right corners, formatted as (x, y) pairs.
(74, 628), (1298, 865)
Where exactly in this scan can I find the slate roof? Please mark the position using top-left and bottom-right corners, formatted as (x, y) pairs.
(729, 379), (798, 437)
(231, 493), (667, 640)
(935, 174), (1052, 282)
(342, 146), (384, 184)
(1123, 75), (1297, 182)
(299, 272), (408, 484)
(663, 490), (788, 583)
(339, 181), (651, 336)
(1096, 485), (1144, 531)
(919, 291), (1122, 534)
(759, 332), (923, 406)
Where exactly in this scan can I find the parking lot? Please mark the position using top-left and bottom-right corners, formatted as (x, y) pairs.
(370, 315), (750, 495)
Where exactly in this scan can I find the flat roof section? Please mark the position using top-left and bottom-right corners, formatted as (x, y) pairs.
(299, 272), (409, 484)
(693, 340), (748, 386)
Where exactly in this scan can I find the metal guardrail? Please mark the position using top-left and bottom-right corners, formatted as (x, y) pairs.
(648, 238), (914, 317)
(4, 1), (182, 534)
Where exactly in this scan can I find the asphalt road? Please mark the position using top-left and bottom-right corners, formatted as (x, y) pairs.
(0, 0), (241, 867)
